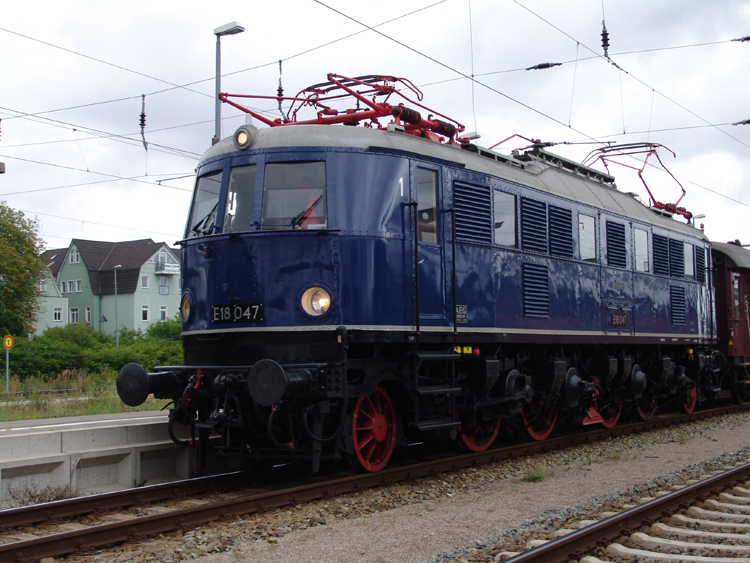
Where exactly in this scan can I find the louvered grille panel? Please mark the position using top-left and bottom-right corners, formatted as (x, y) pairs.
(669, 239), (685, 278)
(696, 246), (706, 284)
(548, 206), (573, 257)
(653, 234), (670, 276)
(454, 183), (492, 243)
(523, 263), (549, 318)
(606, 221), (627, 268)
(521, 198), (548, 253)
(671, 286), (687, 325)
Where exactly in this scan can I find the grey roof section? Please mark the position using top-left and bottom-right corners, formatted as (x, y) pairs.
(201, 124), (708, 241)
(712, 241), (750, 269)
(41, 248), (68, 278)
(71, 238), (175, 295)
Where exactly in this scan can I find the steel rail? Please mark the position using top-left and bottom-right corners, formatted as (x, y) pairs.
(1, 402), (748, 562)
(506, 461), (750, 563)
(0, 471), (246, 530)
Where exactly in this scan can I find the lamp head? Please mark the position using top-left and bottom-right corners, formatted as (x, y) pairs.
(214, 21), (245, 36)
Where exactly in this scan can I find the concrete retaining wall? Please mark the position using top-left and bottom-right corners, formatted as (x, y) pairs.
(0, 412), (191, 507)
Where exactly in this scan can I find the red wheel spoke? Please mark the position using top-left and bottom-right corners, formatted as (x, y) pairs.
(682, 386), (697, 414)
(350, 386), (396, 472)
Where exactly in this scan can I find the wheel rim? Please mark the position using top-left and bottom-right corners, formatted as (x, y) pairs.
(458, 411), (501, 452)
(351, 386), (396, 472)
(597, 398), (622, 429)
(682, 386), (697, 414)
(522, 401), (557, 441)
(636, 398), (658, 421)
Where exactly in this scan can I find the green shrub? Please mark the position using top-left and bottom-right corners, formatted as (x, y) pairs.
(1, 323), (182, 380)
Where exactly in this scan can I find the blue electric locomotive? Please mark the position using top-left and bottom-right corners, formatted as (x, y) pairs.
(117, 75), (735, 473)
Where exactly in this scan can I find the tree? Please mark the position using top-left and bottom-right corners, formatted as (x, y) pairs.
(0, 202), (46, 336)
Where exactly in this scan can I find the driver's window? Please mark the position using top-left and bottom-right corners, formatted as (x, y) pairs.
(417, 168), (438, 243)
(261, 161), (327, 230)
(223, 165), (257, 233)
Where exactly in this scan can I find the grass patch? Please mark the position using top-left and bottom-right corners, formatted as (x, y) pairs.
(606, 450), (623, 461)
(521, 462), (555, 483)
(7, 483), (75, 507)
(0, 369), (164, 422)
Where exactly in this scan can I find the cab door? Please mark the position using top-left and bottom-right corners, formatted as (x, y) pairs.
(414, 165), (448, 324)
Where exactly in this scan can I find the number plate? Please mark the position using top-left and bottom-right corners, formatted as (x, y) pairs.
(211, 303), (264, 323)
(611, 313), (628, 327)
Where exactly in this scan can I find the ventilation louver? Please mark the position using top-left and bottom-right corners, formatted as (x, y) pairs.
(454, 183), (492, 244)
(521, 198), (548, 253)
(606, 221), (627, 268)
(523, 263), (549, 318)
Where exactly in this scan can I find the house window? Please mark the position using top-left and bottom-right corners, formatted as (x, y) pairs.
(69, 281), (75, 293)
(76, 280), (83, 292)
(160, 306), (168, 321)
(85, 307), (91, 324)
(60, 281), (66, 293)
(159, 276), (169, 295)
(142, 275), (149, 289)
(142, 305), (149, 322)
(70, 308), (79, 324)
(54, 308), (62, 322)
(69, 247), (79, 263)
(39, 280), (46, 292)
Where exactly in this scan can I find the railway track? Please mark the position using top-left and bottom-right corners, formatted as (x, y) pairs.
(1, 403), (748, 563)
(501, 461), (750, 562)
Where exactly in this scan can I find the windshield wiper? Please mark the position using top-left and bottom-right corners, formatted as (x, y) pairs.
(290, 194), (323, 229)
(191, 203), (219, 236)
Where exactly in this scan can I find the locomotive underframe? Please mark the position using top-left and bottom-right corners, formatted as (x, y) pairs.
(120, 328), (738, 473)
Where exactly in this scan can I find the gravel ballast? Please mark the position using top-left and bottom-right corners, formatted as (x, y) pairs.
(76, 412), (750, 563)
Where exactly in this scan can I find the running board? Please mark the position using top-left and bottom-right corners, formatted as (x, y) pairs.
(417, 385), (462, 396)
(412, 351), (461, 362)
(413, 418), (462, 431)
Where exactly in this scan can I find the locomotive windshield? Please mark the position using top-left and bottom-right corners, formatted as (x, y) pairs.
(261, 161), (326, 230)
(187, 170), (222, 238)
(223, 165), (257, 233)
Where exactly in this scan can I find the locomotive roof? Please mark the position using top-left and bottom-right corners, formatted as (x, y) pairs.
(203, 124), (708, 242)
(712, 241), (750, 269)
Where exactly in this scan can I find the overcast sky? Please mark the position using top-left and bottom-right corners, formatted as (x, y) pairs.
(1, 0), (749, 251)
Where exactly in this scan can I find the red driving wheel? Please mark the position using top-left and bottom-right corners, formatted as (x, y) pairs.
(457, 411), (501, 452)
(522, 401), (558, 441)
(636, 397), (658, 421)
(682, 385), (697, 414)
(597, 397), (623, 429)
(350, 386), (396, 472)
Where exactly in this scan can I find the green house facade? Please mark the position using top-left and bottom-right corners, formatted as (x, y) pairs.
(44, 239), (181, 335)
(31, 264), (68, 335)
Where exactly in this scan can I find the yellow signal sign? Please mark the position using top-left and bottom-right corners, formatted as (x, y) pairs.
(2, 335), (13, 350)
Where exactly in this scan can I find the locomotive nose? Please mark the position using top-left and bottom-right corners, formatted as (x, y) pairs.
(117, 363), (151, 407)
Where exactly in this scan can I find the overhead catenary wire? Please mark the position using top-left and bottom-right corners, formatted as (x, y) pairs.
(510, 0), (750, 152)
(0, 153), (192, 194)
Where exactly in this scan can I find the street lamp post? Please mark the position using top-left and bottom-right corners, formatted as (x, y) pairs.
(214, 21), (245, 144)
(114, 265), (122, 347)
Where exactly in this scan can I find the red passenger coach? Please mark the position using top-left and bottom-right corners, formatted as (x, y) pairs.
(712, 242), (750, 394)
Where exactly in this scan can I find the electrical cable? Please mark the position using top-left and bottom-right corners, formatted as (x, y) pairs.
(0, 154), (192, 194)
(510, 0), (750, 152)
